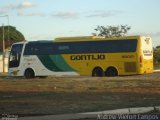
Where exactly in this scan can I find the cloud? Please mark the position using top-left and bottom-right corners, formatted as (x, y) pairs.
(51, 12), (79, 19)
(17, 10), (46, 17)
(6, 2), (34, 10)
(86, 10), (122, 18)
(25, 13), (46, 17)
(153, 32), (160, 37)
(0, 10), (7, 15)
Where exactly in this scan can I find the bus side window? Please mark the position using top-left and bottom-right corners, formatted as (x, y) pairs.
(9, 51), (20, 68)
(9, 44), (23, 68)
(10, 51), (16, 61)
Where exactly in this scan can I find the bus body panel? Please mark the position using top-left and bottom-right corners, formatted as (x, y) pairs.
(9, 55), (79, 77)
(137, 36), (153, 74)
(61, 52), (138, 76)
(8, 36), (153, 77)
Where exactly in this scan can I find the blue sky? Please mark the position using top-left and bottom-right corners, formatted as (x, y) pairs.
(0, 0), (160, 46)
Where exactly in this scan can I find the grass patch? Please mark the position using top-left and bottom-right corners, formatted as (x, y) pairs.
(0, 73), (160, 117)
(0, 92), (160, 117)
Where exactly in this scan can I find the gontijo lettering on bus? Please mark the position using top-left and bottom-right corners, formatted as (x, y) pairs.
(70, 54), (105, 60)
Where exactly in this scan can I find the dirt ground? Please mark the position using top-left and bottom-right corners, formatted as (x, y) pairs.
(0, 72), (160, 117)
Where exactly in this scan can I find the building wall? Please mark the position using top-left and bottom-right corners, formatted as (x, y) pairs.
(0, 54), (9, 73)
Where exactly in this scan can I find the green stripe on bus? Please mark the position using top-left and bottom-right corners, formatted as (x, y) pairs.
(38, 55), (75, 72)
(38, 55), (61, 71)
(49, 55), (76, 72)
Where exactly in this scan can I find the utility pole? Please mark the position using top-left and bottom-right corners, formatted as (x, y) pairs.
(0, 15), (9, 42)
(6, 15), (10, 46)
(2, 24), (5, 73)
(0, 15), (10, 73)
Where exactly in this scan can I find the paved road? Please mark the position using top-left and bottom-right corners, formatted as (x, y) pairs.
(17, 106), (160, 120)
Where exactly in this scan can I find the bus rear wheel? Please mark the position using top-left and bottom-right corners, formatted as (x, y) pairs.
(24, 68), (35, 79)
(92, 67), (103, 77)
(105, 67), (118, 77)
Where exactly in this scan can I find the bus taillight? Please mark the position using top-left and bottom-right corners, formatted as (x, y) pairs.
(140, 55), (143, 67)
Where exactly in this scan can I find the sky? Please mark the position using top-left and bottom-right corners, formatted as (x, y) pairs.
(0, 0), (160, 46)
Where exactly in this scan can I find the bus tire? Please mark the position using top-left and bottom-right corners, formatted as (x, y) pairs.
(105, 67), (118, 77)
(24, 68), (35, 79)
(92, 67), (103, 77)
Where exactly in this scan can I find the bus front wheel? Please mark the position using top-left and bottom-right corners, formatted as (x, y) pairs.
(92, 67), (103, 77)
(105, 67), (118, 77)
(24, 68), (35, 79)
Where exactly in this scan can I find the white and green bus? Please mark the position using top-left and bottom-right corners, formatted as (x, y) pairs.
(8, 36), (153, 78)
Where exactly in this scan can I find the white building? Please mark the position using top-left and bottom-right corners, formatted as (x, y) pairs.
(0, 51), (9, 73)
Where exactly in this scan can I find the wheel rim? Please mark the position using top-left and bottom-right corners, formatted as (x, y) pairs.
(92, 68), (103, 77)
(25, 69), (35, 79)
(105, 68), (118, 77)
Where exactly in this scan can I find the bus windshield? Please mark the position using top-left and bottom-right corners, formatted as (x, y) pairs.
(9, 44), (23, 68)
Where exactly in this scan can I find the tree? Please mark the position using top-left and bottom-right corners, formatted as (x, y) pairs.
(92, 25), (131, 37)
(153, 46), (160, 63)
(0, 26), (25, 52)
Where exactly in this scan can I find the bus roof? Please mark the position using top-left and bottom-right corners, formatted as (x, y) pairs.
(12, 36), (151, 45)
(55, 35), (143, 42)
(12, 40), (53, 45)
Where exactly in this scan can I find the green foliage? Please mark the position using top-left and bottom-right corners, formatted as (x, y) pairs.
(0, 26), (25, 52)
(0, 26), (25, 42)
(93, 25), (131, 37)
(154, 46), (160, 63)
